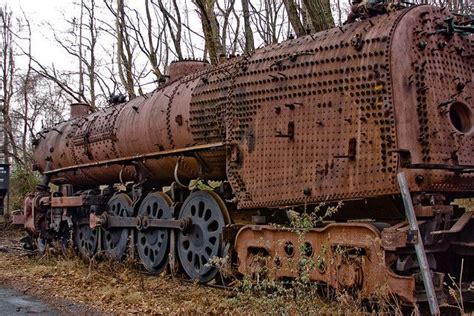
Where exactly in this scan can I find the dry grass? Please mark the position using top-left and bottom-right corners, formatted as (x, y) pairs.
(0, 229), (349, 314)
(0, 227), (396, 314)
(0, 245), (378, 314)
(455, 198), (474, 212)
(0, 252), (233, 314)
(0, 251), (369, 314)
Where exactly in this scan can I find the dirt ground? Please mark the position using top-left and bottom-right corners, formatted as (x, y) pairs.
(0, 227), (358, 315)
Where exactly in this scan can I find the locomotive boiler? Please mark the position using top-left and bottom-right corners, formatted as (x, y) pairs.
(14, 4), (474, 307)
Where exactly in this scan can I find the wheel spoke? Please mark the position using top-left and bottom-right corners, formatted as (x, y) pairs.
(75, 224), (97, 258)
(102, 193), (132, 261)
(136, 192), (172, 274)
(177, 191), (229, 283)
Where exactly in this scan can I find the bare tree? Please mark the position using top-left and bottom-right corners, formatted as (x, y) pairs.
(241, 0), (254, 53)
(123, 0), (167, 82)
(250, 0), (288, 45)
(19, 12), (32, 162)
(0, 7), (66, 168)
(193, 0), (225, 65)
(282, 0), (305, 37)
(12, 74), (69, 166)
(0, 6), (20, 165)
(106, 0), (136, 98)
(154, 0), (183, 61)
(303, 0), (334, 32)
(23, 0), (106, 112)
(215, 0), (237, 53)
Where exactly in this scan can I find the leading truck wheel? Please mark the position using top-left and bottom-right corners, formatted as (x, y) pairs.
(102, 193), (133, 260)
(136, 192), (173, 274)
(177, 190), (230, 283)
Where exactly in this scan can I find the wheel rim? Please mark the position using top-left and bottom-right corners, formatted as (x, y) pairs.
(177, 191), (229, 283)
(102, 193), (133, 260)
(136, 192), (172, 274)
(75, 224), (97, 258)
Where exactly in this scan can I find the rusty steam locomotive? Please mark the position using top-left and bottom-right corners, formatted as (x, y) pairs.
(13, 4), (474, 306)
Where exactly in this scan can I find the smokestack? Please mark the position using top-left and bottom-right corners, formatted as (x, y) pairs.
(70, 103), (90, 119)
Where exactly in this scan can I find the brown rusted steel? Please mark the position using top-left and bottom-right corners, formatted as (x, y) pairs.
(51, 196), (84, 208)
(33, 72), (226, 186)
(89, 212), (191, 230)
(20, 192), (50, 236)
(381, 221), (413, 251)
(32, 6), (473, 210)
(166, 59), (211, 82)
(234, 224), (416, 303)
(413, 204), (453, 217)
(69, 103), (90, 119)
(430, 211), (473, 235)
(42, 142), (226, 175)
(223, 5), (474, 209)
(10, 213), (26, 225)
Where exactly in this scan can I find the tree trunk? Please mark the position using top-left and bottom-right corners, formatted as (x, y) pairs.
(302, 0), (334, 32)
(88, 0), (97, 111)
(145, 0), (161, 79)
(116, 0), (136, 99)
(193, 0), (225, 65)
(156, 0), (183, 61)
(282, 0), (306, 37)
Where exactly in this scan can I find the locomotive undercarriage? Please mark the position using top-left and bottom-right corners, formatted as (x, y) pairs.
(17, 175), (474, 307)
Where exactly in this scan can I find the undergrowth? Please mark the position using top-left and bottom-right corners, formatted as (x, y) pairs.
(210, 201), (406, 314)
(4, 200), (470, 313)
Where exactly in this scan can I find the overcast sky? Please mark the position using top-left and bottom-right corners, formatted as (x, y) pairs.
(2, 0), (74, 68)
(1, 0), (210, 82)
(1, 0), (351, 99)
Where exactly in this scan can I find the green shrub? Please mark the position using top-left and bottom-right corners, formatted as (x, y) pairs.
(9, 166), (40, 211)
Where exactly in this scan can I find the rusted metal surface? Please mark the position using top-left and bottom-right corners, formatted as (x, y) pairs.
(413, 204), (452, 217)
(431, 211), (473, 235)
(42, 142), (225, 175)
(391, 6), (474, 195)
(10, 214), (25, 225)
(69, 103), (90, 119)
(234, 224), (416, 303)
(32, 6), (473, 210)
(89, 212), (191, 231)
(223, 6), (473, 209)
(166, 59), (211, 82)
(51, 196), (84, 208)
(34, 67), (226, 186)
(20, 192), (50, 236)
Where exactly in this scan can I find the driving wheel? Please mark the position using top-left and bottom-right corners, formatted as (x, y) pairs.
(177, 190), (230, 283)
(136, 192), (172, 274)
(74, 223), (98, 258)
(102, 193), (133, 260)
